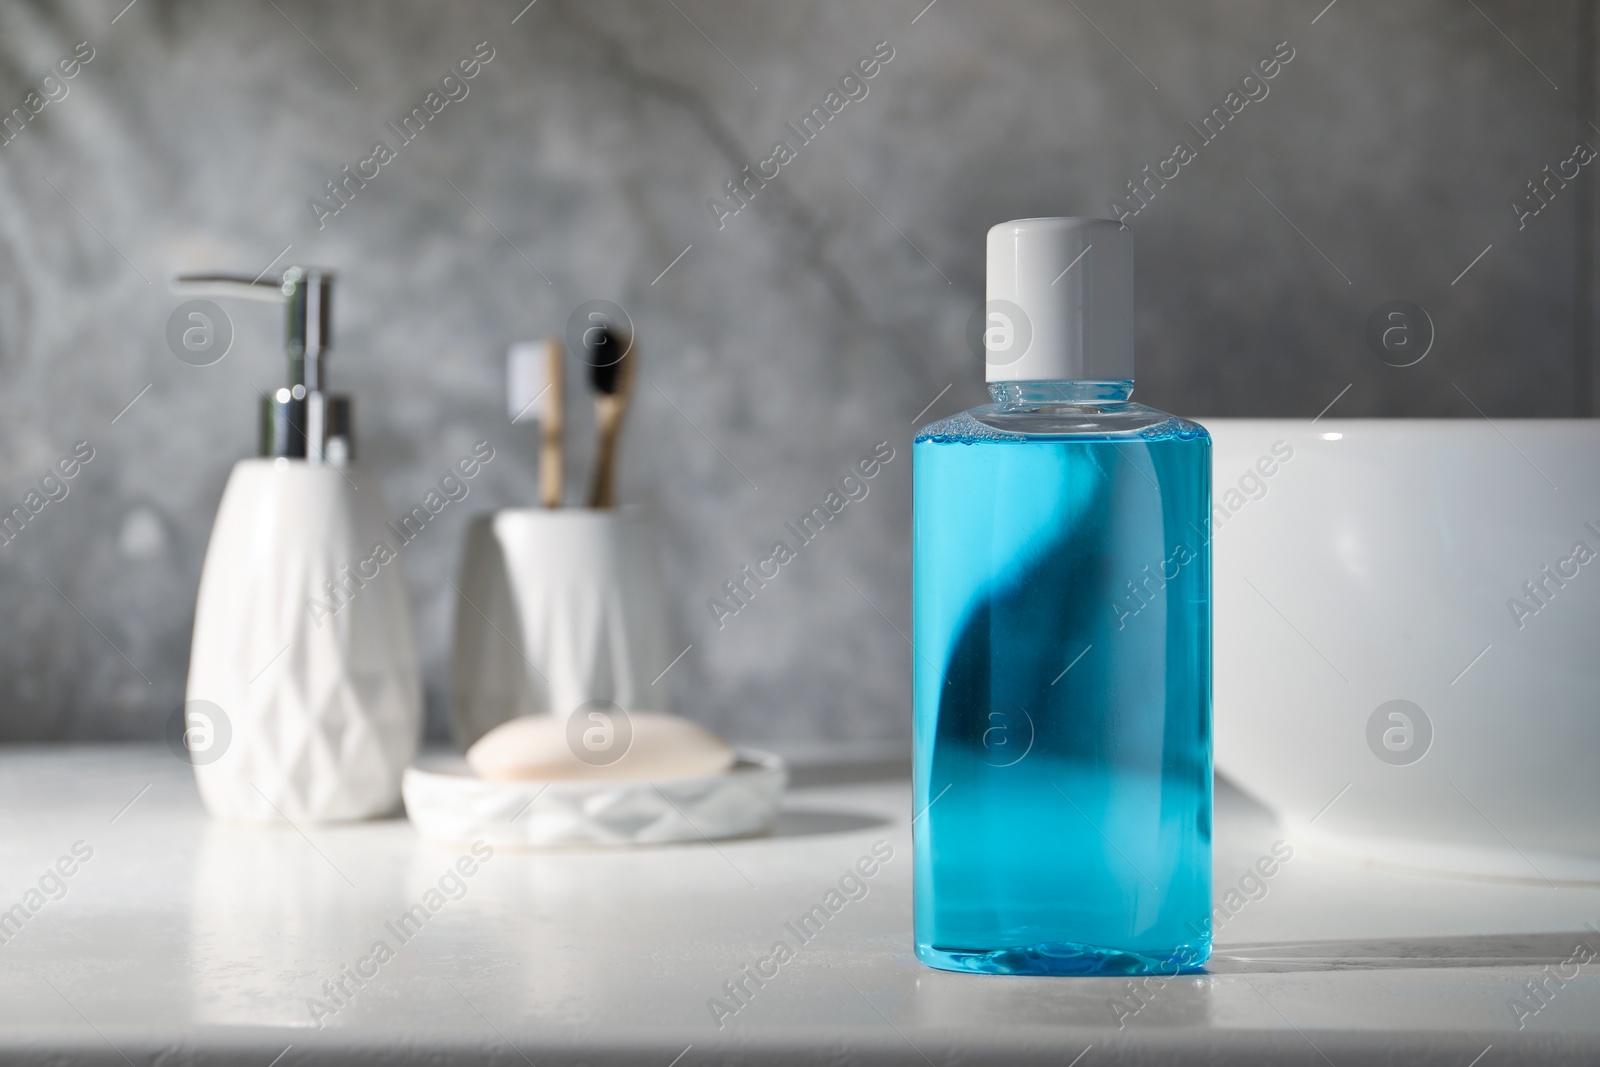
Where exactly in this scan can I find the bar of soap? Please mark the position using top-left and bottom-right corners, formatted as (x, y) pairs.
(466, 711), (737, 782)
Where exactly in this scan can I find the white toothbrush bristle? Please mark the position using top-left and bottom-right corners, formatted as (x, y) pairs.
(507, 342), (549, 424)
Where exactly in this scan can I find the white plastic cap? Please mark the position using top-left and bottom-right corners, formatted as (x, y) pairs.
(984, 217), (1133, 383)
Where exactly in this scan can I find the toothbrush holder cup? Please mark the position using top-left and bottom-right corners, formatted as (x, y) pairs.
(449, 507), (672, 748)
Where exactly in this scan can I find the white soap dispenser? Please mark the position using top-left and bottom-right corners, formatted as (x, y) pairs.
(179, 267), (422, 823)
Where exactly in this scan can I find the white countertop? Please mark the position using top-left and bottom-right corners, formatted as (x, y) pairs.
(1, 745), (1597, 1065)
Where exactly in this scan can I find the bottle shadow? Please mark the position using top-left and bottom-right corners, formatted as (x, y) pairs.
(786, 756), (910, 788)
(1209, 930), (1598, 973)
(766, 807), (892, 839)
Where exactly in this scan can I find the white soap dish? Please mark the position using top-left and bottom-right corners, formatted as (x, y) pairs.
(402, 749), (787, 849)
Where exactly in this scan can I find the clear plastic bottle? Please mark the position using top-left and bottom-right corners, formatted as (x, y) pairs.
(912, 219), (1212, 976)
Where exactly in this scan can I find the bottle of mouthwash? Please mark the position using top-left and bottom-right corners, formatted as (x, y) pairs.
(913, 218), (1211, 976)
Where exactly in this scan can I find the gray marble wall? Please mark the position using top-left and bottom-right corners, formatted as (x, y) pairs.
(0, 0), (1594, 744)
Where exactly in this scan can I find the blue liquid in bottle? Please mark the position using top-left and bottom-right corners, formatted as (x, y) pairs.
(912, 383), (1212, 976)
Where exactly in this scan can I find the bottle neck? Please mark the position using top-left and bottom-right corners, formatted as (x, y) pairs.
(988, 380), (1133, 407)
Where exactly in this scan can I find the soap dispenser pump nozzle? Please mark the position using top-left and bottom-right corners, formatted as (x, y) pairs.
(172, 266), (352, 465)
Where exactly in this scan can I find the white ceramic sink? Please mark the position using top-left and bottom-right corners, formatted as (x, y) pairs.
(1207, 418), (1600, 883)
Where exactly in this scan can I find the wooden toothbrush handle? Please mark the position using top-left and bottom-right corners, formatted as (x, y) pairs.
(590, 399), (621, 508)
(588, 345), (636, 509)
(539, 337), (564, 508)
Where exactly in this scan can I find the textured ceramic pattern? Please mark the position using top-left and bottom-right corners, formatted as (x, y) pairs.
(402, 749), (786, 848)
(451, 509), (670, 747)
(187, 460), (422, 822)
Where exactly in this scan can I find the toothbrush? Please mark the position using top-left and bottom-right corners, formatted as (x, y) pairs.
(507, 337), (565, 507)
(585, 325), (635, 509)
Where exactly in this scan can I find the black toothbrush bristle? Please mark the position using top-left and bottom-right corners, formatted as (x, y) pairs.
(587, 326), (625, 395)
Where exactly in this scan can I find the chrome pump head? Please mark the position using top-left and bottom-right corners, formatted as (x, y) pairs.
(171, 267), (352, 464)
